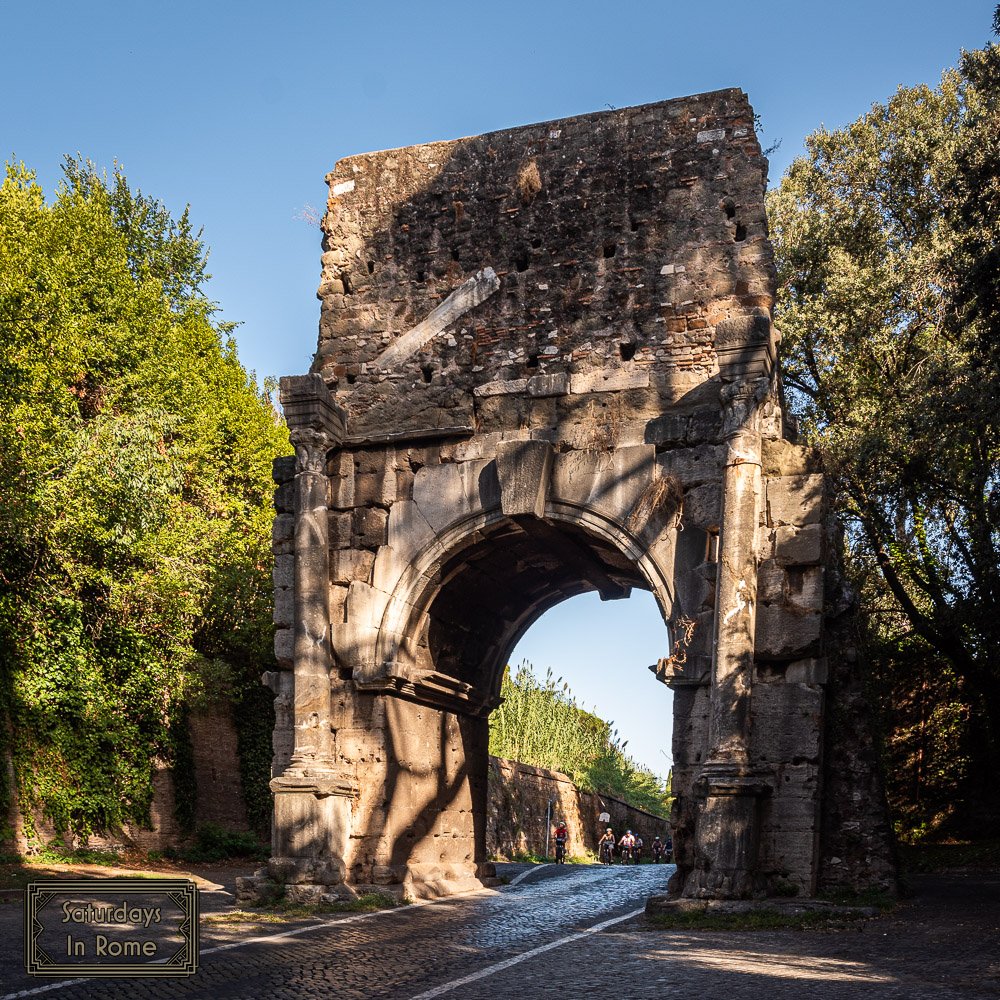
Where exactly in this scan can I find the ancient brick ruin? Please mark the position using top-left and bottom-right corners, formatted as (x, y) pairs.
(248, 89), (895, 905)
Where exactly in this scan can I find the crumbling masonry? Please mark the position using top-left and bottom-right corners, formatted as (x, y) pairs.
(244, 90), (895, 905)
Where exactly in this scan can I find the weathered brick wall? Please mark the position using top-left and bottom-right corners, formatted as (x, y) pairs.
(314, 89), (772, 441)
(187, 705), (251, 833)
(487, 757), (668, 860)
(7, 704), (250, 854)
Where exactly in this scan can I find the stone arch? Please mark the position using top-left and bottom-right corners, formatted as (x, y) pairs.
(249, 90), (897, 908)
(371, 491), (680, 712)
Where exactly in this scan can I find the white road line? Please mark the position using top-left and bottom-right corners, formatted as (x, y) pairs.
(1, 981), (91, 1000)
(0, 889), (498, 1000)
(406, 907), (646, 1000)
(507, 864), (552, 887)
(199, 906), (384, 956)
(3, 875), (643, 1000)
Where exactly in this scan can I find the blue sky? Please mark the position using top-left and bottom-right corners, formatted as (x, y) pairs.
(3, 1), (994, 778)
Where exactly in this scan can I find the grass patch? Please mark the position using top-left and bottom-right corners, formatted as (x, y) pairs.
(899, 839), (1000, 873)
(34, 844), (124, 867)
(164, 823), (268, 864)
(204, 909), (301, 925)
(816, 887), (896, 911)
(250, 891), (405, 919)
(499, 850), (547, 865)
(646, 907), (871, 932)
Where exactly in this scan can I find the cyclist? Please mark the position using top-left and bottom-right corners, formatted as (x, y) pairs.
(651, 834), (664, 863)
(618, 829), (636, 865)
(553, 820), (568, 864)
(598, 827), (615, 865)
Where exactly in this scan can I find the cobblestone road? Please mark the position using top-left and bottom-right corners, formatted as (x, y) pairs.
(446, 877), (1000, 999)
(1, 864), (668, 999)
(1, 868), (997, 999)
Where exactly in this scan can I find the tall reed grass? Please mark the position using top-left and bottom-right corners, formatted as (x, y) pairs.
(488, 663), (671, 817)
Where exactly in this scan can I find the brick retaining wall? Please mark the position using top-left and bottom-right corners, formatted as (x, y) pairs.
(487, 756), (668, 860)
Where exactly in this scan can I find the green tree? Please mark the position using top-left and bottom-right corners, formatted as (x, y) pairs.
(767, 43), (1000, 832)
(0, 159), (290, 842)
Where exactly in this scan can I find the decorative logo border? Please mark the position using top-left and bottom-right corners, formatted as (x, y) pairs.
(25, 878), (199, 978)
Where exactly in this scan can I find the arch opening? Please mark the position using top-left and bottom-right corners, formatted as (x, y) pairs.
(373, 504), (679, 722)
(486, 589), (675, 861)
(425, 516), (656, 703)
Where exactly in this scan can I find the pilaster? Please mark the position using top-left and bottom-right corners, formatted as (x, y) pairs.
(270, 375), (357, 886)
(686, 313), (775, 898)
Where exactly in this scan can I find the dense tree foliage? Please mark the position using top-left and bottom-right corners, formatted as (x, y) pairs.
(0, 160), (290, 842)
(767, 42), (1000, 836)
(488, 665), (670, 817)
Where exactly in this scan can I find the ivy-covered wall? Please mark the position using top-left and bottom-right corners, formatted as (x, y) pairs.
(3, 701), (259, 853)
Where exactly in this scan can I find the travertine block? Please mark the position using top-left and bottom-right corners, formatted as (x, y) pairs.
(272, 513), (295, 549)
(273, 587), (293, 628)
(766, 474), (826, 527)
(750, 684), (824, 763)
(330, 550), (375, 586)
(272, 554), (294, 590)
(272, 455), (295, 484)
(761, 439), (822, 477)
(569, 367), (650, 394)
(495, 440), (554, 518)
(328, 510), (353, 548)
(656, 445), (724, 486)
(273, 628), (293, 666)
(786, 658), (829, 685)
(774, 523), (823, 566)
(274, 480), (294, 514)
(386, 500), (436, 563)
(354, 506), (388, 548)
(328, 452), (355, 510)
(682, 483), (722, 530)
(412, 459), (497, 533)
(757, 559), (785, 603)
(755, 606), (822, 660)
(786, 565), (824, 611)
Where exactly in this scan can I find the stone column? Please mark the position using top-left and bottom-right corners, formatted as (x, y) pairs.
(706, 376), (769, 768)
(686, 313), (775, 899)
(268, 374), (357, 895)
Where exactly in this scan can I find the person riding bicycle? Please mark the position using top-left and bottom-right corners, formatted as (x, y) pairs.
(598, 827), (615, 865)
(651, 834), (664, 862)
(618, 829), (636, 864)
(553, 820), (568, 863)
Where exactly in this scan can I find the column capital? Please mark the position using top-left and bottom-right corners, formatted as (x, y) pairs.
(291, 428), (332, 475)
(720, 376), (771, 441)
